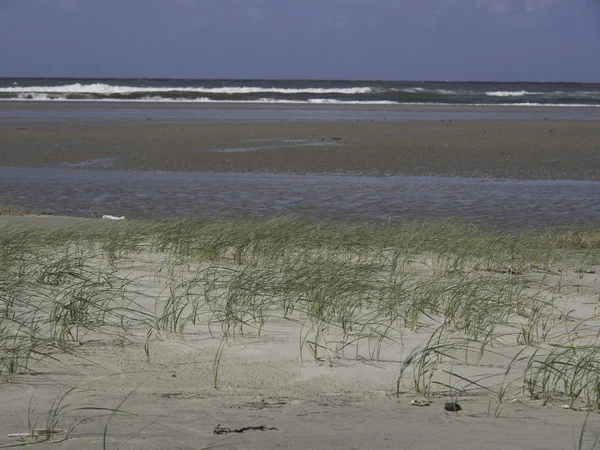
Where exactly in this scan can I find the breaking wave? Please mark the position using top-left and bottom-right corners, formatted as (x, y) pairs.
(0, 83), (375, 95)
(1, 79), (599, 106)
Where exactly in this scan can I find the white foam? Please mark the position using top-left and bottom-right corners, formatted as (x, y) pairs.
(576, 91), (600, 97)
(305, 98), (396, 105)
(485, 90), (542, 97)
(400, 87), (426, 93)
(436, 89), (458, 95)
(399, 87), (457, 95)
(102, 215), (125, 220)
(2, 93), (396, 105)
(0, 83), (374, 95)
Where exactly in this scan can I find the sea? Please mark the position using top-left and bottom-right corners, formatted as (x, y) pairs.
(1, 78), (600, 107)
(1, 78), (599, 229)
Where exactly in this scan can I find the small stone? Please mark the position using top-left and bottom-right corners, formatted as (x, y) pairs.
(444, 402), (462, 412)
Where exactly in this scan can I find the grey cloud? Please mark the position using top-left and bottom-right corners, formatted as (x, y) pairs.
(57, 0), (78, 10)
(585, 0), (600, 16)
(245, 7), (264, 21)
(175, 0), (196, 6)
(475, 0), (562, 16)
(476, 0), (526, 16)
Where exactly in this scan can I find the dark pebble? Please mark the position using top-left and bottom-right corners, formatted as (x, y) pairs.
(444, 402), (462, 412)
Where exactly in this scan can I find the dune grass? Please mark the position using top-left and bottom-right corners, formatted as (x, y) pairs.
(0, 199), (26, 216)
(1, 216), (599, 442)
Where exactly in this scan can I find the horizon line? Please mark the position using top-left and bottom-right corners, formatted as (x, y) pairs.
(0, 76), (598, 84)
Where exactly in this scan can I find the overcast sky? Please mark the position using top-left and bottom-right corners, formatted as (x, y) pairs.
(0, 0), (598, 81)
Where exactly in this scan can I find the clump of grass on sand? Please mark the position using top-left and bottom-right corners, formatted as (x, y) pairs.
(0, 199), (26, 216)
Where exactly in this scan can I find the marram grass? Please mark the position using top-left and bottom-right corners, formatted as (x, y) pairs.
(1, 216), (599, 440)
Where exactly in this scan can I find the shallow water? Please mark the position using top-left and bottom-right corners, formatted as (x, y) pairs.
(1, 167), (598, 229)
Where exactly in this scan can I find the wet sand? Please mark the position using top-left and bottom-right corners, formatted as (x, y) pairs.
(1, 119), (599, 180)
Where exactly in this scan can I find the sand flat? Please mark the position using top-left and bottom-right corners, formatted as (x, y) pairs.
(1, 119), (599, 180)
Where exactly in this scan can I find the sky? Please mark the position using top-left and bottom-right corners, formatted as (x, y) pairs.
(0, 0), (598, 81)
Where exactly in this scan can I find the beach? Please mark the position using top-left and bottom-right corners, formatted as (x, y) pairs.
(2, 0), (600, 442)
(0, 215), (599, 450)
(1, 113), (599, 180)
(1, 101), (600, 449)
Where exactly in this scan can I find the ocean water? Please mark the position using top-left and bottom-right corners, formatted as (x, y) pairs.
(1, 78), (600, 107)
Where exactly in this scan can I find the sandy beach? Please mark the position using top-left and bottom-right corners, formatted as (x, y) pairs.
(1, 215), (599, 449)
(2, 0), (600, 446)
(1, 118), (599, 180)
(1, 103), (600, 449)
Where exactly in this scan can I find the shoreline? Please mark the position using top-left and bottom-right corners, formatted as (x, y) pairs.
(2, 101), (600, 123)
